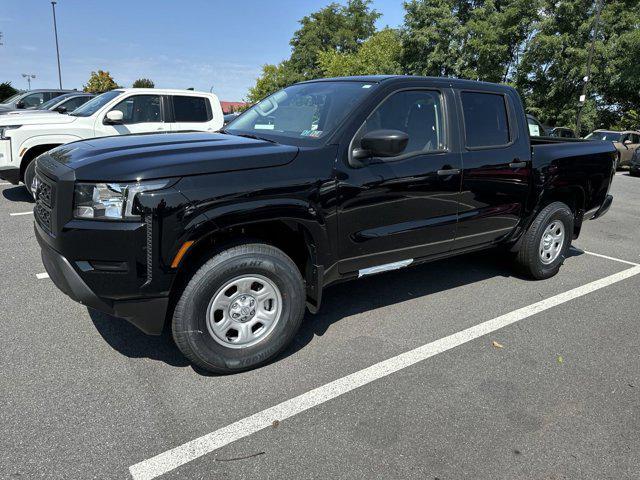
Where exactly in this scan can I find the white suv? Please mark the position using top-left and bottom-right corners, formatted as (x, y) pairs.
(0, 88), (223, 193)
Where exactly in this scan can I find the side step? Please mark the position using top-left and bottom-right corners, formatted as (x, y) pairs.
(358, 259), (413, 278)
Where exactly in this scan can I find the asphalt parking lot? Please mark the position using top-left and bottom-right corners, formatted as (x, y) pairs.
(1, 173), (639, 480)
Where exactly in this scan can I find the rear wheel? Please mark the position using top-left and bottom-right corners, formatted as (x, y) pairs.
(514, 202), (573, 279)
(172, 243), (306, 374)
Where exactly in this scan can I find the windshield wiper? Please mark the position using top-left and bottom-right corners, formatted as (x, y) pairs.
(229, 132), (277, 144)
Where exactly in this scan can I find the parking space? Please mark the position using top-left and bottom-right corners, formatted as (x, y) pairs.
(1, 176), (639, 479)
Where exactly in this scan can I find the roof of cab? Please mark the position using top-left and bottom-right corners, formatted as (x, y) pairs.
(299, 75), (514, 90)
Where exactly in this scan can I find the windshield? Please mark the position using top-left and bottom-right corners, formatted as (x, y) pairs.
(225, 81), (377, 145)
(586, 131), (622, 142)
(70, 90), (121, 117)
(1, 93), (21, 104)
(39, 95), (70, 110)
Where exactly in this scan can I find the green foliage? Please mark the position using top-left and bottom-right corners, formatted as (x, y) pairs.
(318, 28), (404, 77)
(83, 70), (119, 93)
(246, 0), (639, 131)
(132, 78), (154, 88)
(247, 0), (379, 102)
(402, 0), (539, 82)
(0, 81), (19, 102)
(515, 0), (640, 133)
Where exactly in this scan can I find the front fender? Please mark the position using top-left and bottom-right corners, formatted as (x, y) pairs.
(16, 133), (83, 163)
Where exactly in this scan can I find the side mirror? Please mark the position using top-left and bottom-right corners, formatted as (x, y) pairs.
(623, 139), (632, 146)
(15, 101), (25, 109)
(104, 110), (124, 124)
(353, 129), (409, 161)
(54, 106), (67, 114)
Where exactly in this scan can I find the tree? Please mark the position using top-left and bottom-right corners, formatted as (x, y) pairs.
(515, 0), (640, 133)
(247, 0), (380, 101)
(401, 0), (539, 82)
(0, 81), (19, 102)
(318, 29), (404, 77)
(132, 78), (154, 88)
(83, 70), (119, 93)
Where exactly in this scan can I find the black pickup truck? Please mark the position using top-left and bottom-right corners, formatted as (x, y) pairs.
(34, 76), (616, 373)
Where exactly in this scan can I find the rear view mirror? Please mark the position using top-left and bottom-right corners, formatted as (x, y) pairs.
(54, 106), (67, 114)
(104, 110), (124, 124)
(15, 101), (25, 109)
(354, 129), (409, 160)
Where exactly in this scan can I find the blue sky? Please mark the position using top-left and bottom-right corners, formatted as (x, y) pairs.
(0, 0), (405, 101)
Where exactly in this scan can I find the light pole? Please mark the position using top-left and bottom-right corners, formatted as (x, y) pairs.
(22, 73), (36, 90)
(51, 1), (63, 89)
(575, 0), (603, 137)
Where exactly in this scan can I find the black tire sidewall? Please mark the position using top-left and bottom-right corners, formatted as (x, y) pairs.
(24, 160), (36, 199)
(528, 204), (573, 279)
(173, 249), (304, 373)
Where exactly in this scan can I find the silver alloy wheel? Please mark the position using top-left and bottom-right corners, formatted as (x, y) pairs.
(539, 220), (565, 264)
(206, 274), (283, 349)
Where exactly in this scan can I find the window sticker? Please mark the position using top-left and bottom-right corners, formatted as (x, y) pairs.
(301, 129), (323, 138)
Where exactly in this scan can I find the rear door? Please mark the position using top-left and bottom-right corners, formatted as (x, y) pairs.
(453, 89), (531, 249)
(336, 86), (462, 274)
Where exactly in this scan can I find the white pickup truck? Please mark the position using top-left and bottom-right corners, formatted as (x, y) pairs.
(0, 88), (223, 195)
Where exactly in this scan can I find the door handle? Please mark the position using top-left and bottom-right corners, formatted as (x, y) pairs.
(509, 161), (527, 168)
(437, 168), (461, 176)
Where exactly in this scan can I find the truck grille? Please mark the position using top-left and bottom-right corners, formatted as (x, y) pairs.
(34, 174), (54, 234)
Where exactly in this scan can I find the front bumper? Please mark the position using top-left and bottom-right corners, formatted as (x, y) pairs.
(36, 223), (168, 335)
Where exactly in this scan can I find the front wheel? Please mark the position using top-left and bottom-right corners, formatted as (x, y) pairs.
(514, 202), (574, 280)
(172, 243), (306, 374)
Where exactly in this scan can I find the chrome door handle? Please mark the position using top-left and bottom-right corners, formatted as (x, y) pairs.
(509, 161), (527, 168)
(437, 168), (461, 176)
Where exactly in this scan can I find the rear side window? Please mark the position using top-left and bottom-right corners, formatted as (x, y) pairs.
(461, 92), (511, 148)
(172, 96), (212, 122)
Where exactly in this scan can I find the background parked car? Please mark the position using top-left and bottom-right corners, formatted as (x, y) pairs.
(585, 130), (640, 168)
(548, 127), (576, 138)
(526, 114), (549, 136)
(629, 147), (640, 176)
(0, 88), (224, 196)
(0, 89), (74, 112)
(0, 92), (95, 116)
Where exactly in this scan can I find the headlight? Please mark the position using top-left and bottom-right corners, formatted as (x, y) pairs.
(73, 180), (171, 220)
(0, 125), (21, 139)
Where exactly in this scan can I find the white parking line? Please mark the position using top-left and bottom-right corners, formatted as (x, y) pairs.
(36, 273), (50, 280)
(128, 262), (640, 480)
(9, 211), (33, 217)
(577, 248), (640, 266)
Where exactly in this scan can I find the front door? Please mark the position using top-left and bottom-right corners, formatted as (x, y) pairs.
(95, 94), (168, 137)
(336, 88), (461, 274)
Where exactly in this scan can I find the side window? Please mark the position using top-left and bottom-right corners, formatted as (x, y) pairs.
(172, 96), (212, 122)
(22, 92), (46, 108)
(110, 95), (162, 124)
(631, 134), (640, 144)
(462, 92), (511, 147)
(354, 90), (444, 156)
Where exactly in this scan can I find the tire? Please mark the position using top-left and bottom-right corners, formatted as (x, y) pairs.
(172, 243), (306, 374)
(23, 159), (37, 200)
(515, 202), (573, 280)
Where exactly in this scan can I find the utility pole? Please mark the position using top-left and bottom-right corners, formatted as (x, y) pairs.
(22, 74), (36, 90)
(575, 0), (603, 137)
(51, 1), (63, 89)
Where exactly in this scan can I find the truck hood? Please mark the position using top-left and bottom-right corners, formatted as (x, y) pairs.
(47, 131), (300, 182)
(0, 113), (77, 126)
